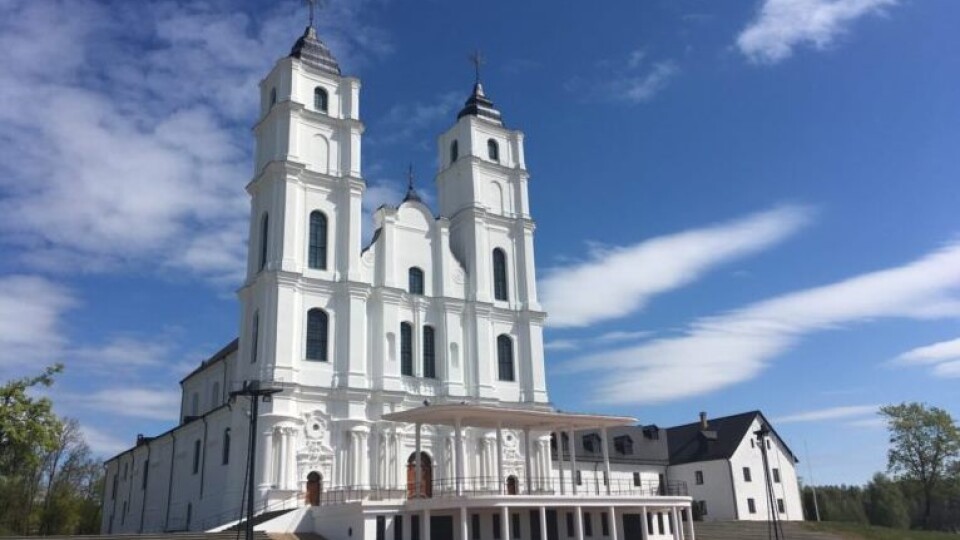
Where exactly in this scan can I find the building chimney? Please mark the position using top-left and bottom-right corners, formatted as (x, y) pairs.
(699, 411), (708, 430)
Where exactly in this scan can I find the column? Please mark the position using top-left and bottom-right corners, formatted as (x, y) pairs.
(686, 505), (696, 540)
(496, 424), (504, 495)
(574, 506), (584, 540)
(423, 508), (431, 540)
(279, 428), (289, 490)
(455, 420), (464, 496)
(415, 423), (422, 498)
(568, 429), (578, 495)
(460, 506), (469, 540)
(556, 431), (566, 495)
(640, 506), (648, 540)
(608, 507), (619, 540)
(259, 428), (274, 489)
(357, 429), (369, 488)
(523, 428), (532, 494)
(539, 506), (548, 540)
(286, 427), (298, 491)
(671, 508), (680, 540)
(500, 506), (509, 540)
(600, 427), (611, 496)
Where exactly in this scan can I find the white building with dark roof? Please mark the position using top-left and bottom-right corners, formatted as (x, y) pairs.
(100, 20), (697, 540)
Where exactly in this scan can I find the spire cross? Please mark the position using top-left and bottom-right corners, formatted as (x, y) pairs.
(469, 50), (486, 84)
(305, 0), (325, 28)
(407, 164), (415, 191)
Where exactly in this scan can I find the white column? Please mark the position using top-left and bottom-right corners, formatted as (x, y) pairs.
(286, 427), (298, 490)
(415, 423), (422, 498)
(455, 420), (464, 496)
(557, 432), (566, 495)
(574, 506), (584, 540)
(608, 506), (619, 540)
(460, 506), (468, 540)
(671, 508), (680, 540)
(259, 428), (274, 489)
(357, 429), (368, 488)
(640, 506), (648, 540)
(539, 506), (548, 540)
(687, 505), (696, 540)
(523, 428), (532, 494)
(423, 508), (431, 540)
(496, 423), (504, 495)
(601, 427), (611, 496)
(569, 429), (578, 495)
(279, 428), (289, 490)
(500, 506), (509, 540)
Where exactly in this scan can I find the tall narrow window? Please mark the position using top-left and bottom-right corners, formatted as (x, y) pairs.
(450, 140), (459, 163)
(258, 213), (269, 271)
(497, 334), (514, 381)
(772, 468), (781, 483)
(306, 308), (329, 361)
(308, 211), (328, 270)
(493, 248), (508, 301)
(743, 467), (752, 482)
(400, 322), (413, 376)
(408, 267), (424, 295)
(487, 138), (499, 161)
(222, 428), (231, 465)
(269, 87), (277, 108)
(192, 439), (201, 474)
(422, 326), (436, 379)
(251, 311), (259, 363)
(314, 87), (328, 113)
(142, 462), (149, 490)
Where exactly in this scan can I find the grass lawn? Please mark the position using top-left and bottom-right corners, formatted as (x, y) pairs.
(801, 521), (959, 539)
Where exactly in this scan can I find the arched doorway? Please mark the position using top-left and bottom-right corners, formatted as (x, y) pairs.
(306, 471), (322, 506)
(506, 475), (519, 495)
(406, 452), (433, 498)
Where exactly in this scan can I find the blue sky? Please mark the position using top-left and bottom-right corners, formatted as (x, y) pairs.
(0, 0), (958, 486)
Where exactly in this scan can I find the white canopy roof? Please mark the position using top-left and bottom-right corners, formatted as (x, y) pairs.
(381, 404), (636, 431)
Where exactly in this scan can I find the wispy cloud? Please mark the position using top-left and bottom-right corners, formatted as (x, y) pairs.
(0, 275), (76, 371)
(545, 330), (653, 352)
(893, 337), (960, 379)
(541, 205), (813, 328)
(370, 92), (462, 147)
(567, 49), (679, 104)
(736, 0), (897, 64)
(68, 388), (181, 422)
(80, 424), (130, 456)
(564, 241), (960, 405)
(0, 0), (390, 287)
(776, 404), (878, 424)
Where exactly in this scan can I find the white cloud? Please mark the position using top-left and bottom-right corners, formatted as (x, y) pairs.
(371, 92), (462, 146)
(892, 336), (960, 379)
(0, 275), (76, 370)
(541, 205), (812, 328)
(80, 424), (130, 456)
(776, 404), (878, 423)
(70, 388), (181, 422)
(0, 0), (389, 286)
(617, 61), (680, 103)
(70, 336), (173, 370)
(737, 0), (896, 64)
(569, 50), (679, 104)
(544, 331), (653, 352)
(932, 360), (960, 379)
(564, 241), (960, 405)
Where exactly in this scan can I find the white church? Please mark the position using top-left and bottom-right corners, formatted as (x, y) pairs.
(101, 19), (802, 540)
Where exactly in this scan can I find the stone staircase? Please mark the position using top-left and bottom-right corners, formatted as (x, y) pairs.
(694, 521), (845, 540)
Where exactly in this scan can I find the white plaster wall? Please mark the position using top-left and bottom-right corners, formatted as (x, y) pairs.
(728, 418), (804, 521)
(668, 460), (738, 521)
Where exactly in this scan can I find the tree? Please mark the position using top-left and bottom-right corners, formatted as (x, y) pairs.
(864, 473), (910, 529)
(880, 402), (960, 528)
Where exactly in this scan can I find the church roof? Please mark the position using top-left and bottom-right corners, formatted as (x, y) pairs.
(665, 410), (799, 465)
(457, 82), (503, 125)
(289, 26), (341, 76)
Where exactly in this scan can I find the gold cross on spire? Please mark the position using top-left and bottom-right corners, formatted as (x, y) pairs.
(468, 50), (486, 84)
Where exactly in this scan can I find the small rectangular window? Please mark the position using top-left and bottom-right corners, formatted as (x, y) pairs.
(192, 439), (201, 474)
(600, 512), (609, 536)
(493, 514), (501, 540)
(699, 500), (709, 516)
(376, 516), (386, 540)
(777, 498), (785, 514)
(633, 472), (641, 487)
(748, 498), (757, 514)
(566, 512), (574, 537)
(584, 512), (592, 537)
(472, 514), (481, 540)
(772, 467), (781, 483)
(695, 470), (704, 485)
(767, 439), (772, 450)
(142, 462), (149, 490)
(412, 515), (420, 540)
(576, 470), (582, 485)
(511, 513), (520, 539)
(394, 516), (403, 540)
(743, 466), (752, 482)
(646, 512), (653, 535)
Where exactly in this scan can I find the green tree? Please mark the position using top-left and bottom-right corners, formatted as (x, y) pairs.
(864, 473), (910, 529)
(880, 402), (960, 528)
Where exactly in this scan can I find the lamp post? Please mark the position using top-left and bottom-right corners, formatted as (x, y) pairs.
(754, 426), (783, 540)
(230, 380), (283, 540)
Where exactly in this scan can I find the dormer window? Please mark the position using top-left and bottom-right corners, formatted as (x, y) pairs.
(582, 433), (602, 453)
(314, 87), (328, 113)
(614, 435), (634, 455)
(487, 139), (499, 162)
(450, 140), (459, 164)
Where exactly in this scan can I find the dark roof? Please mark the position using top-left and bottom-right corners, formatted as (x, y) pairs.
(666, 410), (799, 465)
(457, 83), (503, 125)
(179, 338), (238, 384)
(289, 26), (341, 75)
(564, 425), (670, 465)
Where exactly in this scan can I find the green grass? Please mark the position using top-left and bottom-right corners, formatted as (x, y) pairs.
(801, 521), (959, 539)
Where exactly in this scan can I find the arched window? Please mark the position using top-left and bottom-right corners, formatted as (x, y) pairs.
(400, 322), (413, 376)
(258, 213), (269, 271)
(422, 326), (436, 379)
(251, 311), (259, 363)
(222, 428), (231, 465)
(306, 308), (329, 361)
(493, 248), (508, 301)
(269, 87), (277, 108)
(450, 140), (459, 164)
(314, 87), (328, 113)
(308, 211), (328, 270)
(487, 139), (499, 162)
(497, 335), (514, 381)
(408, 267), (424, 295)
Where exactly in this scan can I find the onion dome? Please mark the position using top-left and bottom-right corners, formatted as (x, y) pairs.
(289, 26), (341, 76)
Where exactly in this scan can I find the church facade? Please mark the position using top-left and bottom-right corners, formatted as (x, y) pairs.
(100, 23), (702, 540)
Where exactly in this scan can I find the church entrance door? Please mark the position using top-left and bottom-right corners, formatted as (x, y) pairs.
(306, 471), (322, 506)
(406, 452), (433, 498)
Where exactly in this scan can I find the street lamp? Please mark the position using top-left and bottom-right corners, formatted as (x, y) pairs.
(230, 380), (283, 540)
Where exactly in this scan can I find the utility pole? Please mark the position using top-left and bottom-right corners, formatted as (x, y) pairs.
(755, 426), (783, 540)
(230, 380), (283, 540)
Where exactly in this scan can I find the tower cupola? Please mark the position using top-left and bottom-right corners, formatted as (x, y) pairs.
(456, 82), (502, 125)
(289, 26), (341, 76)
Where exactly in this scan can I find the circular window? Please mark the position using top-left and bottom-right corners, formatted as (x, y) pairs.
(313, 423), (321, 432)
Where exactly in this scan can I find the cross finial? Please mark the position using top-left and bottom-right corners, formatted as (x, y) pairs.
(407, 163), (415, 191)
(305, 0), (325, 28)
(468, 50), (486, 84)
